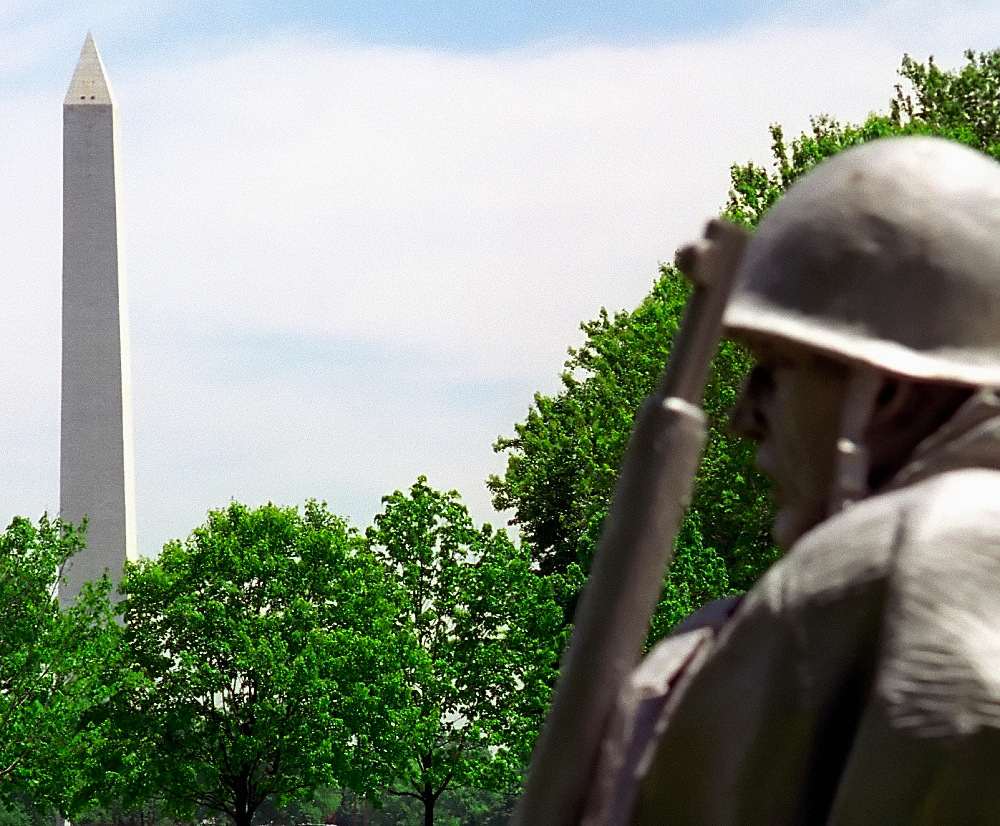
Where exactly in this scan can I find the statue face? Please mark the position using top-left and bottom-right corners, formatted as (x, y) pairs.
(730, 341), (851, 550)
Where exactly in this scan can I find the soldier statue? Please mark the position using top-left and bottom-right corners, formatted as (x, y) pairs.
(519, 135), (1000, 826)
(606, 135), (1000, 825)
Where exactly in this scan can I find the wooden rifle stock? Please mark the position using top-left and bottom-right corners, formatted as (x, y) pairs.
(511, 219), (748, 826)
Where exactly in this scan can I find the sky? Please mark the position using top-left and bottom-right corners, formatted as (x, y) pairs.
(3, 0), (1000, 556)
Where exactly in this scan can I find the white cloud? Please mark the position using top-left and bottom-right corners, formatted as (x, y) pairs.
(756, 0), (1000, 61)
(0, 15), (993, 553)
(119, 28), (904, 366)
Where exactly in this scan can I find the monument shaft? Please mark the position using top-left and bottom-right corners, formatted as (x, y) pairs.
(60, 34), (137, 604)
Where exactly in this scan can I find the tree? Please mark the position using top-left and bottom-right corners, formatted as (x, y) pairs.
(366, 479), (574, 826)
(0, 515), (116, 810)
(725, 50), (1000, 229)
(107, 501), (409, 826)
(489, 270), (773, 629)
(491, 48), (1000, 641)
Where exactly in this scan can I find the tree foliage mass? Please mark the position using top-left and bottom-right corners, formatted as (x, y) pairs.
(489, 271), (773, 632)
(367, 478), (571, 826)
(106, 501), (409, 826)
(0, 516), (115, 810)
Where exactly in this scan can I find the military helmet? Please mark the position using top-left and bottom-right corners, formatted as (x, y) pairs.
(724, 136), (1000, 386)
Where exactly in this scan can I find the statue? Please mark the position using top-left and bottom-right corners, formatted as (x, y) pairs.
(524, 136), (1000, 825)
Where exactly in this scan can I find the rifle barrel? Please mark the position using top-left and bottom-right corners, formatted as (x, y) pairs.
(511, 219), (748, 826)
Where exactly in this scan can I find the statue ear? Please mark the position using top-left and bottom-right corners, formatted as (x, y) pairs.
(871, 378), (914, 427)
(864, 379), (974, 491)
(868, 378), (967, 437)
(864, 378), (925, 459)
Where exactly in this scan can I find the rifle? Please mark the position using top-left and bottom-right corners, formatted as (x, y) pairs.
(511, 218), (748, 826)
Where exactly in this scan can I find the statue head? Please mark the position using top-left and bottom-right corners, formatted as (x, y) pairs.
(725, 137), (1000, 548)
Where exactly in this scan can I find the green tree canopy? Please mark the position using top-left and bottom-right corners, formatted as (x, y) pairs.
(106, 501), (409, 826)
(0, 515), (115, 811)
(489, 271), (773, 626)
(367, 478), (574, 826)
(726, 50), (1000, 228)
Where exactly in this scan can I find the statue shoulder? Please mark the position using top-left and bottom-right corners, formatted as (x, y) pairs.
(764, 467), (1000, 613)
(871, 468), (1000, 739)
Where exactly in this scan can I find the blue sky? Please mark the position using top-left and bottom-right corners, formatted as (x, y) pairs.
(3, 0), (1000, 554)
(9, 0), (767, 74)
(9, 0), (997, 89)
(156, 0), (741, 49)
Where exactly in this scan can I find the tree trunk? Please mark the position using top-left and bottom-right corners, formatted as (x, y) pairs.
(423, 780), (435, 826)
(233, 784), (254, 826)
(233, 806), (255, 826)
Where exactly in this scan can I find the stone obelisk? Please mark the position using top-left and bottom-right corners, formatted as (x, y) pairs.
(60, 33), (137, 604)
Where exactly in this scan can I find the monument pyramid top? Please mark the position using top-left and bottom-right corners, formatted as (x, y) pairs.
(65, 32), (115, 107)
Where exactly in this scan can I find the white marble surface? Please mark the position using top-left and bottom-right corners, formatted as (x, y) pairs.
(60, 33), (136, 605)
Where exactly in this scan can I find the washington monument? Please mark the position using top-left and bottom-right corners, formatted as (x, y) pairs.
(60, 33), (137, 604)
